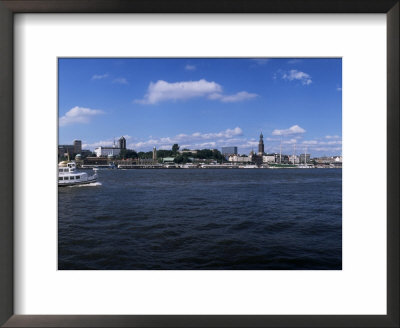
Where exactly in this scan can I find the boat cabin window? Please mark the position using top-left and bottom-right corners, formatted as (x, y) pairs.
(70, 176), (74, 180)
(59, 177), (63, 181)
(76, 176), (80, 179)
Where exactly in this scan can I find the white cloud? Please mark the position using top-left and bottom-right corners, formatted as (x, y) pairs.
(159, 145), (173, 150)
(91, 73), (109, 80)
(135, 79), (222, 104)
(135, 79), (257, 104)
(185, 64), (196, 71)
(283, 138), (298, 144)
(319, 140), (342, 145)
(199, 127), (243, 139)
(325, 135), (341, 139)
(82, 135), (132, 149)
(113, 77), (128, 84)
(272, 125), (306, 136)
(209, 91), (258, 103)
(82, 140), (114, 149)
(59, 106), (104, 126)
(299, 139), (342, 147)
(198, 141), (217, 148)
(282, 69), (312, 85)
(312, 147), (342, 153)
(127, 127), (243, 151)
(266, 135), (342, 157)
(302, 140), (318, 145)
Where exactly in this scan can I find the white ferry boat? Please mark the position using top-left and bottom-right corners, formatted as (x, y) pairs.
(58, 161), (98, 187)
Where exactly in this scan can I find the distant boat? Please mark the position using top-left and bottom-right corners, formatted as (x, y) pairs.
(239, 164), (258, 169)
(58, 161), (98, 187)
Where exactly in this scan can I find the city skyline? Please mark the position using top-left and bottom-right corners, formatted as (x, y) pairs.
(59, 58), (342, 156)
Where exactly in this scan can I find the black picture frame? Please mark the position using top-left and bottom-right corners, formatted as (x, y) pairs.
(0, 1), (398, 327)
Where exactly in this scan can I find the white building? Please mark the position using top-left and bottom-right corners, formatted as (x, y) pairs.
(262, 155), (275, 163)
(228, 155), (251, 163)
(288, 155), (300, 164)
(94, 147), (121, 157)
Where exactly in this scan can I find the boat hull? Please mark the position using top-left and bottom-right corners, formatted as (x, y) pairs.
(58, 177), (98, 187)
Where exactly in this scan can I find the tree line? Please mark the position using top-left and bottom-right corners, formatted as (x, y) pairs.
(119, 144), (225, 163)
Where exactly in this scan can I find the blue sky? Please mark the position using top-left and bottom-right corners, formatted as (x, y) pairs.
(59, 58), (342, 156)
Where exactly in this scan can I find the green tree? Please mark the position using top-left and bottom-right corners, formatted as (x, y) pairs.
(119, 149), (138, 159)
(137, 151), (153, 159)
(172, 143), (180, 154)
(157, 149), (174, 158)
(174, 154), (192, 164)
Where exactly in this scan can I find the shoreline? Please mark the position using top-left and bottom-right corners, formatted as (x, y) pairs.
(79, 165), (342, 170)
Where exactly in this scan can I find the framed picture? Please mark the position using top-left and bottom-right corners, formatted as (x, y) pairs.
(0, 1), (398, 327)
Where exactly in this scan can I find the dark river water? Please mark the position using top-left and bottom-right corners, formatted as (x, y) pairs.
(58, 169), (342, 270)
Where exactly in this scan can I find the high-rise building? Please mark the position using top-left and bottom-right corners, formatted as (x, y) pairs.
(221, 146), (238, 156)
(258, 132), (264, 155)
(119, 136), (126, 150)
(73, 140), (82, 154)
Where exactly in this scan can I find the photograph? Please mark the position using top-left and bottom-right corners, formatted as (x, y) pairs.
(58, 58), (342, 270)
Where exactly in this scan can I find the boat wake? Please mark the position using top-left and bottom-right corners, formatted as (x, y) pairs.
(68, 182), (102, 188)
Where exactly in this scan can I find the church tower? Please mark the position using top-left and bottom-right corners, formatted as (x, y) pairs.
(258, 132), (264, 155)
(119, 136), (126, 150)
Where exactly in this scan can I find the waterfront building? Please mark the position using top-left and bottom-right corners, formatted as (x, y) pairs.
(119, 136), (126, 150)
(273, 153), (281, 163)
(289, 155), (300, 164)
(73, 140), (82, 154)
(258, 133), (264, 155)
(248, 149), (263, 166)
(58, 140), (82, 159)
(315, 156), (334, 164)
(137, 158), (155, 165)
(314, 156), (342, 165)
(221, 146), (238, 156)
(262, 154), (276, 163)
(94, 146), (121, 157)
(282, 155), (290, 164)
(228, 155), (251, 163)
(152, 147), (157, 161)
(248, 150), (254, 163)
(299, 153), (311, 164)
(58, 145), (75, 157)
